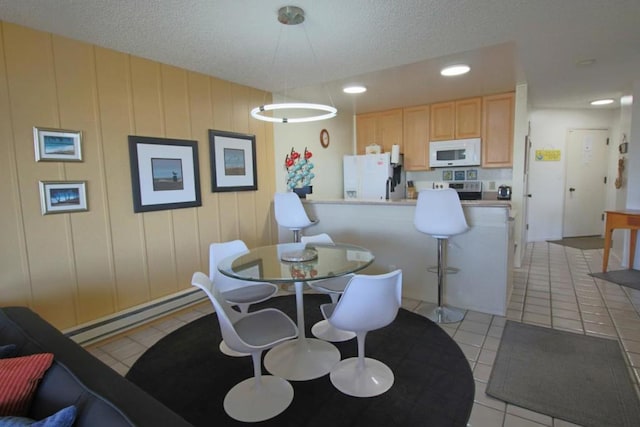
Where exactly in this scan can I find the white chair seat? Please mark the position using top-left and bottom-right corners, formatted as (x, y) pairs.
(320, 302), (337, 319)
(222, 285), (279, 307)
(301, 233), (356, 343)
(309, 274), (352, 294)
(234, 309), (298, 347)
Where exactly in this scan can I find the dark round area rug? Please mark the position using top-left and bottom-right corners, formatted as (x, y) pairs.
(126, 294), (474, 426)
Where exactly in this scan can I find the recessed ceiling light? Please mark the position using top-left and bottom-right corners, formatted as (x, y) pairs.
(343, 85), (367, 94)
(590, 98), (614, 106)
(440, 64), (470, 77)
(576, 58), (596, 67)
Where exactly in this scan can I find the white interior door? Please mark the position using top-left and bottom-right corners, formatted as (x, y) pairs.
(563, 129), (608, 237)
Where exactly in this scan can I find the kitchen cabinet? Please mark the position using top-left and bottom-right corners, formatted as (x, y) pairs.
(356, 108), (403, 154)
(429, 97), (481, 141)
(482, 92), (515, 168)
(402, 105), (430, 170)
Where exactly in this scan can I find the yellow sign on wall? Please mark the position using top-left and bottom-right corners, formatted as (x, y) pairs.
(534, 150), (561, 161)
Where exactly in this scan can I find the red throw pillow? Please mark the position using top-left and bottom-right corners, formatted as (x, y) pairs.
(0, 353), (54, 416)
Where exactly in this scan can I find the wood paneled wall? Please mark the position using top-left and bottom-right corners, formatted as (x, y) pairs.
(0, 22), (276, 329)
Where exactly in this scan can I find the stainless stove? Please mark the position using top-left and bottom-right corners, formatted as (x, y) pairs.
(448, 181), (482, 200)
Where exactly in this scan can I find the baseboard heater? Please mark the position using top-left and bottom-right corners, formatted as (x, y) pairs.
(63, 288), (206, 346)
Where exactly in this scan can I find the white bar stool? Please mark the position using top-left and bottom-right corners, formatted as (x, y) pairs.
(413, 189), (469, 323)
(274, 192), (317, 243)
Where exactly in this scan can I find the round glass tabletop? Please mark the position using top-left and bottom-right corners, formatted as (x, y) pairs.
(217, 242), (374, 283)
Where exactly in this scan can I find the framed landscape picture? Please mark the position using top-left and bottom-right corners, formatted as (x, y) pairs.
(33, 127), (83, 162)
(39, 181), (88, 215)
(128, 135), (202, 213)
(209, 129), (257, 192)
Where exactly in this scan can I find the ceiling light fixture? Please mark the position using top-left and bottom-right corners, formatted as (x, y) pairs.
(343, 85), (367, 94)
(251, 6), (337, 124)
(576, 58), (596, 67)
(590, 98), (614, 106)
(440, 64), (470, 77)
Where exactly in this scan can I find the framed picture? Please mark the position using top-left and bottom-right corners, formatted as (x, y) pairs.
(466, 169), (478, 180)
(209, 129), (257, 192)
(33, 127), (83, 162)
(442, 170), (453, 181)
(454, 170), (466, 181)
(128, 135), (201, 213)
(39, 181), (88, 215)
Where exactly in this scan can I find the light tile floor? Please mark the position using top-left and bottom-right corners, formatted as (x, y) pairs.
(86, 242), (640, 427)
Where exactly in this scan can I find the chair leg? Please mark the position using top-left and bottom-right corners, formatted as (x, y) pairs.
(329, 330), (394, 397)
(424, 238), (465, 324)
(356, 331), (367, 370)
(223, 350), (293, 422)
(252, 352), (263, 388)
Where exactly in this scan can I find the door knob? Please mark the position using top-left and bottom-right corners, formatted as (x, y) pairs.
(527, 194), (532, 198)
(569, 188), (576, 192)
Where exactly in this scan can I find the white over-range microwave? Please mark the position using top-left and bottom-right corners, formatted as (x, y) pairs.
(429, 138), (481, 168)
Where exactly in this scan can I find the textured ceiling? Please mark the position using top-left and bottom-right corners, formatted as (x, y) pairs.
(0, 0), (638, 115)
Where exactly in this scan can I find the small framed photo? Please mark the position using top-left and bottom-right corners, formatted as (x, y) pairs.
(128, 135), (202, 213)
(442, 170), (453, 181)
(209, 129), (257, 192)
(454, 170), (466, 181)
(33, 127), (83, 162)
(39, 181), (88, 215)
(466, 169), (478, 180)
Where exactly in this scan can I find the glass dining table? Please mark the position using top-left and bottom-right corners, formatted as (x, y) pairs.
(218, 241), (375, 381)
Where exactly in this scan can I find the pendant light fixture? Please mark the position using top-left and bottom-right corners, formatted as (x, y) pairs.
(250, 6), (337, 124)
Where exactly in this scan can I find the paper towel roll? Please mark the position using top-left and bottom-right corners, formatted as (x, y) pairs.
(391, 144), (400, 164)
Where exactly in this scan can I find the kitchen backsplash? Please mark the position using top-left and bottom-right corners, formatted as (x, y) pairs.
(407, 167), (513, 195)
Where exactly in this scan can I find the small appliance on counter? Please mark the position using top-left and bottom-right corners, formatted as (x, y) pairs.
(343, 152), (405, 200)
(497, 185), (512, 200)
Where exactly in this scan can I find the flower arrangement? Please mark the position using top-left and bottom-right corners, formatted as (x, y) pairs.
(284, 147), (315, 190)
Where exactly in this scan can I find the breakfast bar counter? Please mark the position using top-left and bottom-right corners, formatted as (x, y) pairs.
(280, 198), (514, 316)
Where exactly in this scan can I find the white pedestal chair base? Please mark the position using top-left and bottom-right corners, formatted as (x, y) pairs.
(219, 341), (248, 357)
(311, 319), (356, 342)
(223, 376), (293, 422)
(264, 337), (340, 381)
(330, 357), (395, 397)
(417, 304), (465, 324)
(281, 282), (311, 293)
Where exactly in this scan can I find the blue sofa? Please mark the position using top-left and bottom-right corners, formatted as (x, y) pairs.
(0, 306), (192, 426)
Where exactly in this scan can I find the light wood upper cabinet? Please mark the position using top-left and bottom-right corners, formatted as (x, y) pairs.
(402, 105), (430, 171)
(429, 101), (455, 140)
(455, 97), (482, 139)
(356, 113), (378, 154)
(356, 108), (403, 154)
(429, 97), (481, 141)
(482, 92), (515, 168)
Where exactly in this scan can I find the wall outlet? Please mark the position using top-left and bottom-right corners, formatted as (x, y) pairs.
(489, 181), (496, 190)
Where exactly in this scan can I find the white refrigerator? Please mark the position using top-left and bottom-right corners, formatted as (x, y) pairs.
(343, 153), (405, 200)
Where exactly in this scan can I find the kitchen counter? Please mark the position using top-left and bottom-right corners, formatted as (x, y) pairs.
(280, 198), (515, 316)
(304, 197), (512, 209)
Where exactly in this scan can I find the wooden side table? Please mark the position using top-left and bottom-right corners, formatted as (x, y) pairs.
(602, 210), (640, 272)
